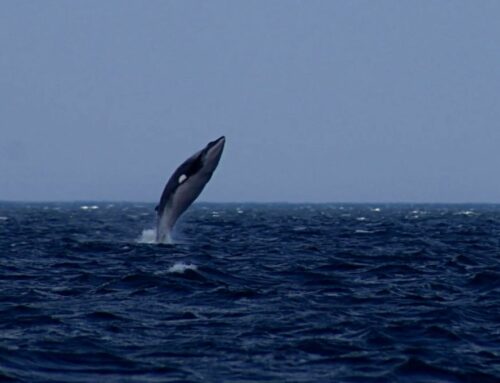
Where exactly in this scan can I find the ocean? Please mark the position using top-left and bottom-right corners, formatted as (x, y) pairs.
(0, 202), (499, 382)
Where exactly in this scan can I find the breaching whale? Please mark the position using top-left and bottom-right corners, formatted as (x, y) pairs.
(155, 136), (225, 243)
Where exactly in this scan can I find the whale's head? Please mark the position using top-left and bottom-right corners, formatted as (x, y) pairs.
(200, 136), (225, 175)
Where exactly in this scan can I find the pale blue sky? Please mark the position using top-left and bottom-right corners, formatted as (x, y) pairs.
(1, 1), (499, 203)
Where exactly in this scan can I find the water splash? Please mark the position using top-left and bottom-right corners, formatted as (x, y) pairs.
(137, 229), (159, 244)
(137, 228), (176, 244)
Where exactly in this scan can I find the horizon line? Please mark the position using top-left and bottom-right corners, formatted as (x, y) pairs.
(1, 199), (499, 205)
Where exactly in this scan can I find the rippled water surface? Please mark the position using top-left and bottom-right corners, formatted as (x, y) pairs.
(1, 202), (499, 382)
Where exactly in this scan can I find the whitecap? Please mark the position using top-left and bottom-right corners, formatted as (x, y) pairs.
(167, 262), (198, 274)
(80, 205), (98, 210)
(455, 210), (477, 216)
(0, 216), (8, 221)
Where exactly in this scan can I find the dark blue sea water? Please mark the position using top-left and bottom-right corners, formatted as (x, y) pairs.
(0, 202), (499, 382)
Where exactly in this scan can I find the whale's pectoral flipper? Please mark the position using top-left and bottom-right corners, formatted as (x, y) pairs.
(155, 136), (225, 243)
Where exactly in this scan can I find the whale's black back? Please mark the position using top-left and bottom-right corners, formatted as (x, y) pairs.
(155, 153), (203, 214)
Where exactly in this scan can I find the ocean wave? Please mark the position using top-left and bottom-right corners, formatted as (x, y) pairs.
(0, 203), (499, 382)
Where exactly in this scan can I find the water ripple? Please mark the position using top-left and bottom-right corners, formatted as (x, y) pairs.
(0, 202), (499, 382)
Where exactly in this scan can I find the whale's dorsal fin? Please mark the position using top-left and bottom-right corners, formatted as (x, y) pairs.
(155, 205), (159, 212)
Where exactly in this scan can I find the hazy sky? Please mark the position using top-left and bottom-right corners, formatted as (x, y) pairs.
(1, 1), (499, 203)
